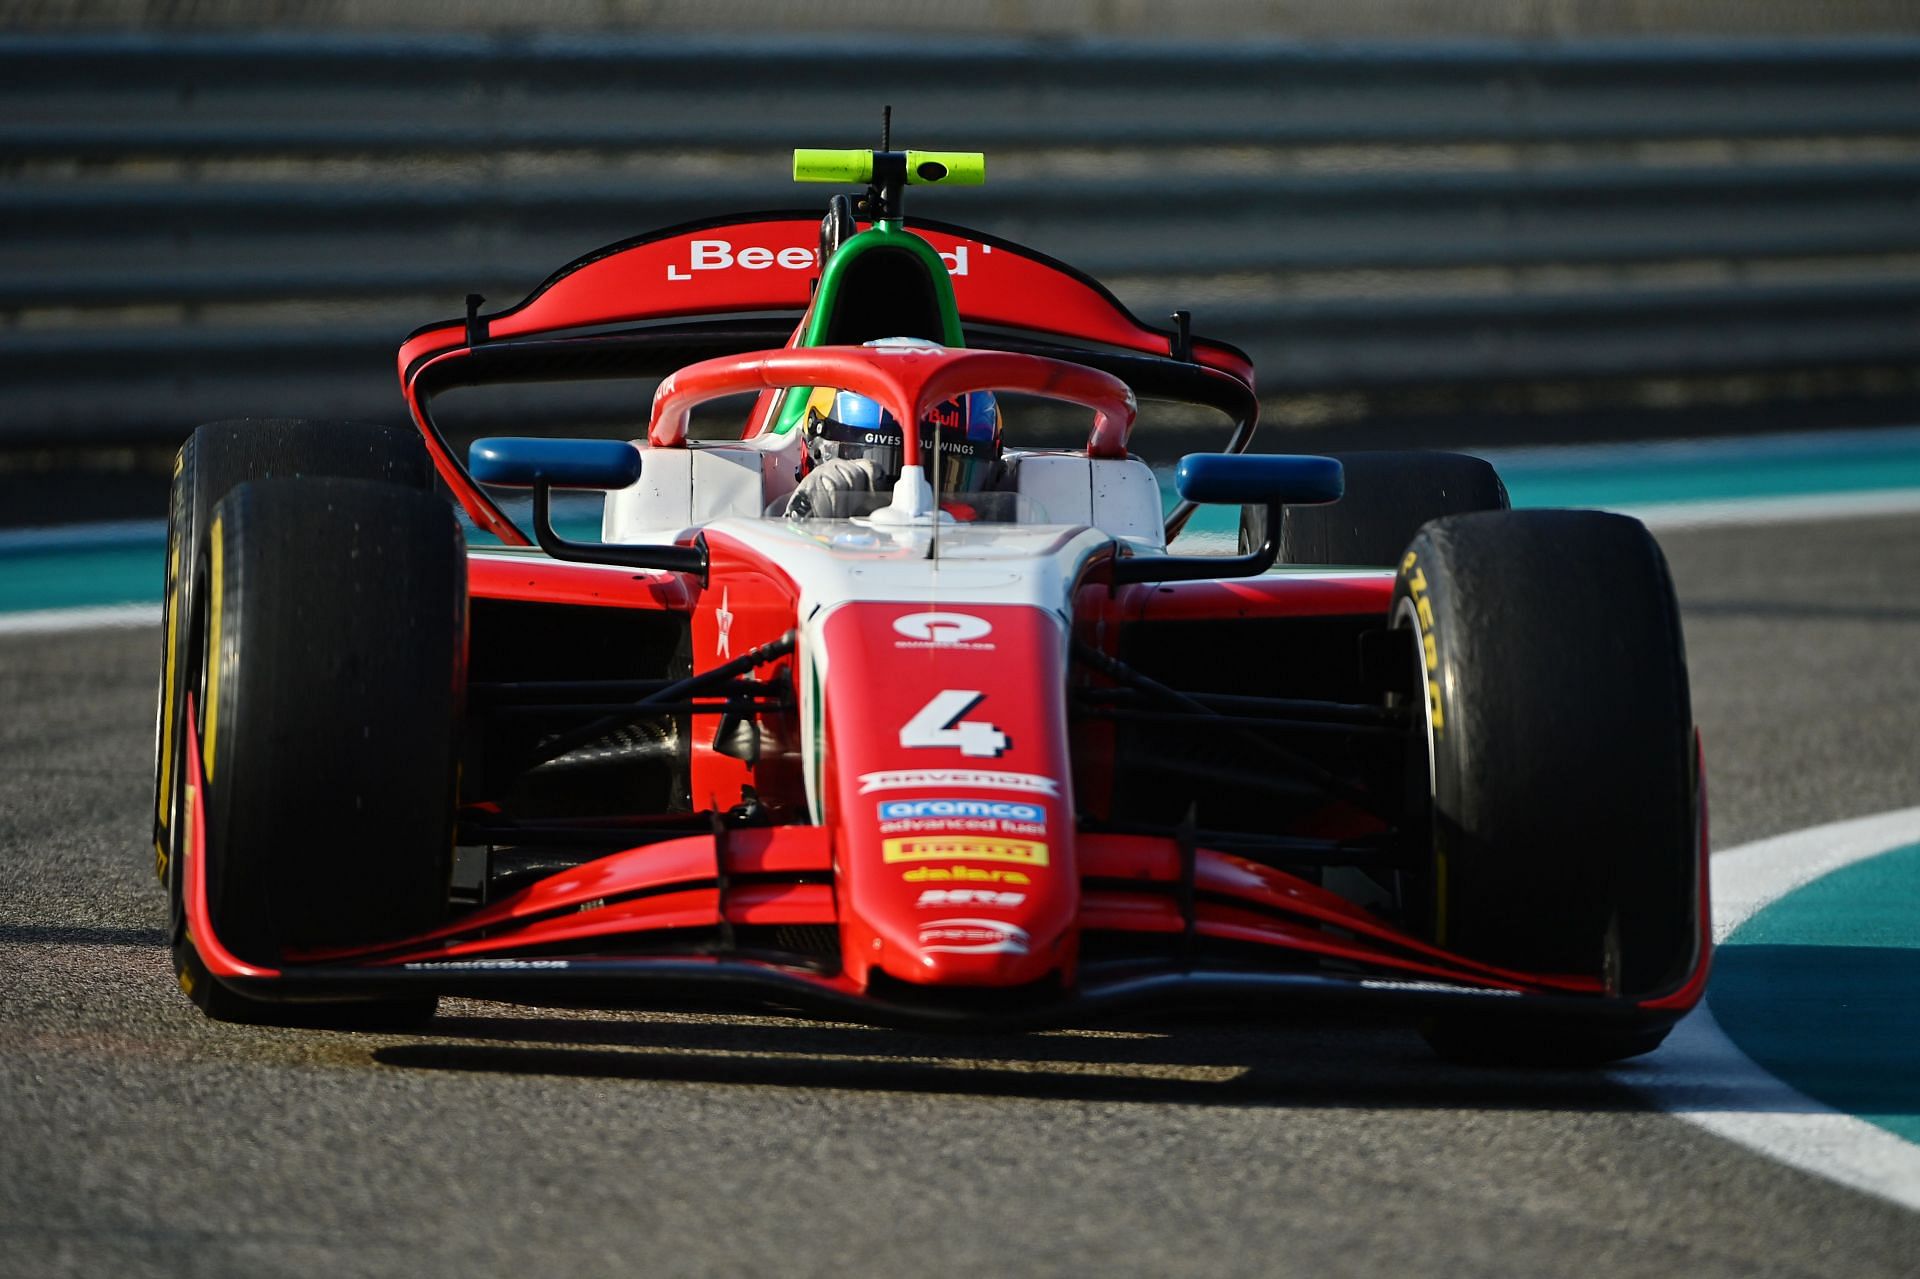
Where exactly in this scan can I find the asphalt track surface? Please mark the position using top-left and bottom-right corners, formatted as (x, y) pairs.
(4, 515), (1920, 1278)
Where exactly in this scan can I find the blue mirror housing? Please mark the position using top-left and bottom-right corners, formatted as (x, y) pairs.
(1174, 453), (1344, 507)
(469, 437), (642, 490)
(1113, 452), (1344, 584)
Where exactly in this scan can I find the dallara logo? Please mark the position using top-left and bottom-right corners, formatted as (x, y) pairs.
(901, 865), (1032, 885)
(882, 836), (1049, 867)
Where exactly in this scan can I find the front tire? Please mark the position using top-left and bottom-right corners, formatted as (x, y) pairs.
(152, 419), (434, 889)
(172, 477), (464, 1026)
(1393, 510), (1699, 1065)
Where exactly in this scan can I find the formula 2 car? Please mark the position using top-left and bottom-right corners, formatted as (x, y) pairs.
(150, 141), (1707, 1064)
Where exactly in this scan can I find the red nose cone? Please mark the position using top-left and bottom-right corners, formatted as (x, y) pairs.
(822, 603), (1080, 993)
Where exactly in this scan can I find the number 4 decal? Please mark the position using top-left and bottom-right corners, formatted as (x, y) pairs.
(901, 690), (1010, 758)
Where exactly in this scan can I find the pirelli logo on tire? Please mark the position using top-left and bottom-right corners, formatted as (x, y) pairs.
(882, 836), (1049, 867)
(1401, 549), (1444, 734)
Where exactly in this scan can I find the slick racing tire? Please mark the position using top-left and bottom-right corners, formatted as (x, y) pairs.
(169, 477), (464, 1027)
(1249, 451), (1508, 567)
(1393, 510), (1698, 1066)
(152, 420), (434, 888)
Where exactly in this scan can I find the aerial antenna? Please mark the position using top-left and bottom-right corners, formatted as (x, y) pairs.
(881, 104), (891, 151)
(927, 411), (943, 563)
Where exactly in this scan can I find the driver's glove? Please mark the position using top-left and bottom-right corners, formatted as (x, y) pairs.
(791, 457), (887, 516)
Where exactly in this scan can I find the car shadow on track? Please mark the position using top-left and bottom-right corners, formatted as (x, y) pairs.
(370, 1010), (1647, 1111)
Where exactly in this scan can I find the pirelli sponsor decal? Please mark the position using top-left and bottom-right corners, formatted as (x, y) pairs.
(881, 836), (1049, 867)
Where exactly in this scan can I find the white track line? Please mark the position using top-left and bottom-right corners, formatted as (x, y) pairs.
(0, 518), (166, 551)
(0, 602), (160, 635)
(1625, 488), (1920, 531)
(1615, 807), (1920, 1212)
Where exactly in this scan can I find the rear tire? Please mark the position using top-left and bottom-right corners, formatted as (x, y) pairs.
(172, 477), (463, 1026)
(153, 420), (433, 886)
(1392, 510), (1699, 1066)
(1250, 450), (1508, 566)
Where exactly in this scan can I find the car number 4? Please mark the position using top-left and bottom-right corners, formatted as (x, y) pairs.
(900, 690), (1010, 758)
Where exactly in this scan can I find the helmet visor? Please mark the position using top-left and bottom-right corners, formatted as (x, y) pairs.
(810, 394), (998, 493)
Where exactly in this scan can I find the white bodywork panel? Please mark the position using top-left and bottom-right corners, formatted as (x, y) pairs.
(1003, 450), (1165, 550)
(606, 435), (1165, 548)
(603, 434), (804, 543)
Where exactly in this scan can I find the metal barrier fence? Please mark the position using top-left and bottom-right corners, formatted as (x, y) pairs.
(3, 32), (1918, 446)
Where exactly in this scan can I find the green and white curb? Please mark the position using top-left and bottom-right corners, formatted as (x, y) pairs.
(1616, 807), (1920, 1212)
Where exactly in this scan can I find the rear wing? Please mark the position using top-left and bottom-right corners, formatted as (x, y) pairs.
(398, 212), (1254, 545)
(399, 212), (1251, 383)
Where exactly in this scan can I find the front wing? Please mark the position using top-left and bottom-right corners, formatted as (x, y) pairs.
(179, 701), (1711, 1032)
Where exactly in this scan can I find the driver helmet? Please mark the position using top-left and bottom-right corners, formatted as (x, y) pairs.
(801, 339), (1002, 494)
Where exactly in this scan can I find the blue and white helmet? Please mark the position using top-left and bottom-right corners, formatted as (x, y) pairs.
(802, 339), (1003, 494)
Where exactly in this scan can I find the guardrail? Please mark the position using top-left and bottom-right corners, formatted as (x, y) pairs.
(4, 32), (1919, 447)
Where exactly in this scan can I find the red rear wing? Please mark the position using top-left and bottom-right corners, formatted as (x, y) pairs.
(398, 212), (1255, 544)
(398, 213), (1252, 384)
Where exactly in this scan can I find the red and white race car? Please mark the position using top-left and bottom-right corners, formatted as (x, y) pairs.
(150, 145), (1707, 1064)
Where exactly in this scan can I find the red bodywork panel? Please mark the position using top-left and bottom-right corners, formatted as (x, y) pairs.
(687, 531), (808, 817)
(467, 553), (692, 611)
(1116, 572), (1398, 622)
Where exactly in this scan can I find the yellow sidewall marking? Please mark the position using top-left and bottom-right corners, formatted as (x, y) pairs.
(1401, 557), (1444, 734)
(202, 517), (222, 784)
(156, 523), (183, 827)
(1400, 551), (1448, 941)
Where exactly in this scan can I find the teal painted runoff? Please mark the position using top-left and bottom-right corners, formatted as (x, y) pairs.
(1485, 424), (1920, 510)
(1710, 842), (1920, 1143)
(0, 545), (159, 611)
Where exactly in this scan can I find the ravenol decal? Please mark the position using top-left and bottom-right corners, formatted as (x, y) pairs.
(882, 836), (1048, 867)
(878, 798), (1043, 824)
(858, 769), (1060, 796)
(901, 866), (1031, 885)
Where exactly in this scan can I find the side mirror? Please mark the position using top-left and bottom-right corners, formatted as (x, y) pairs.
(1111, 452), (1344, 585)
(468, 437), (642, 490)
(466, 437), (703, 578)
(1174, 452), (1343, 507)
